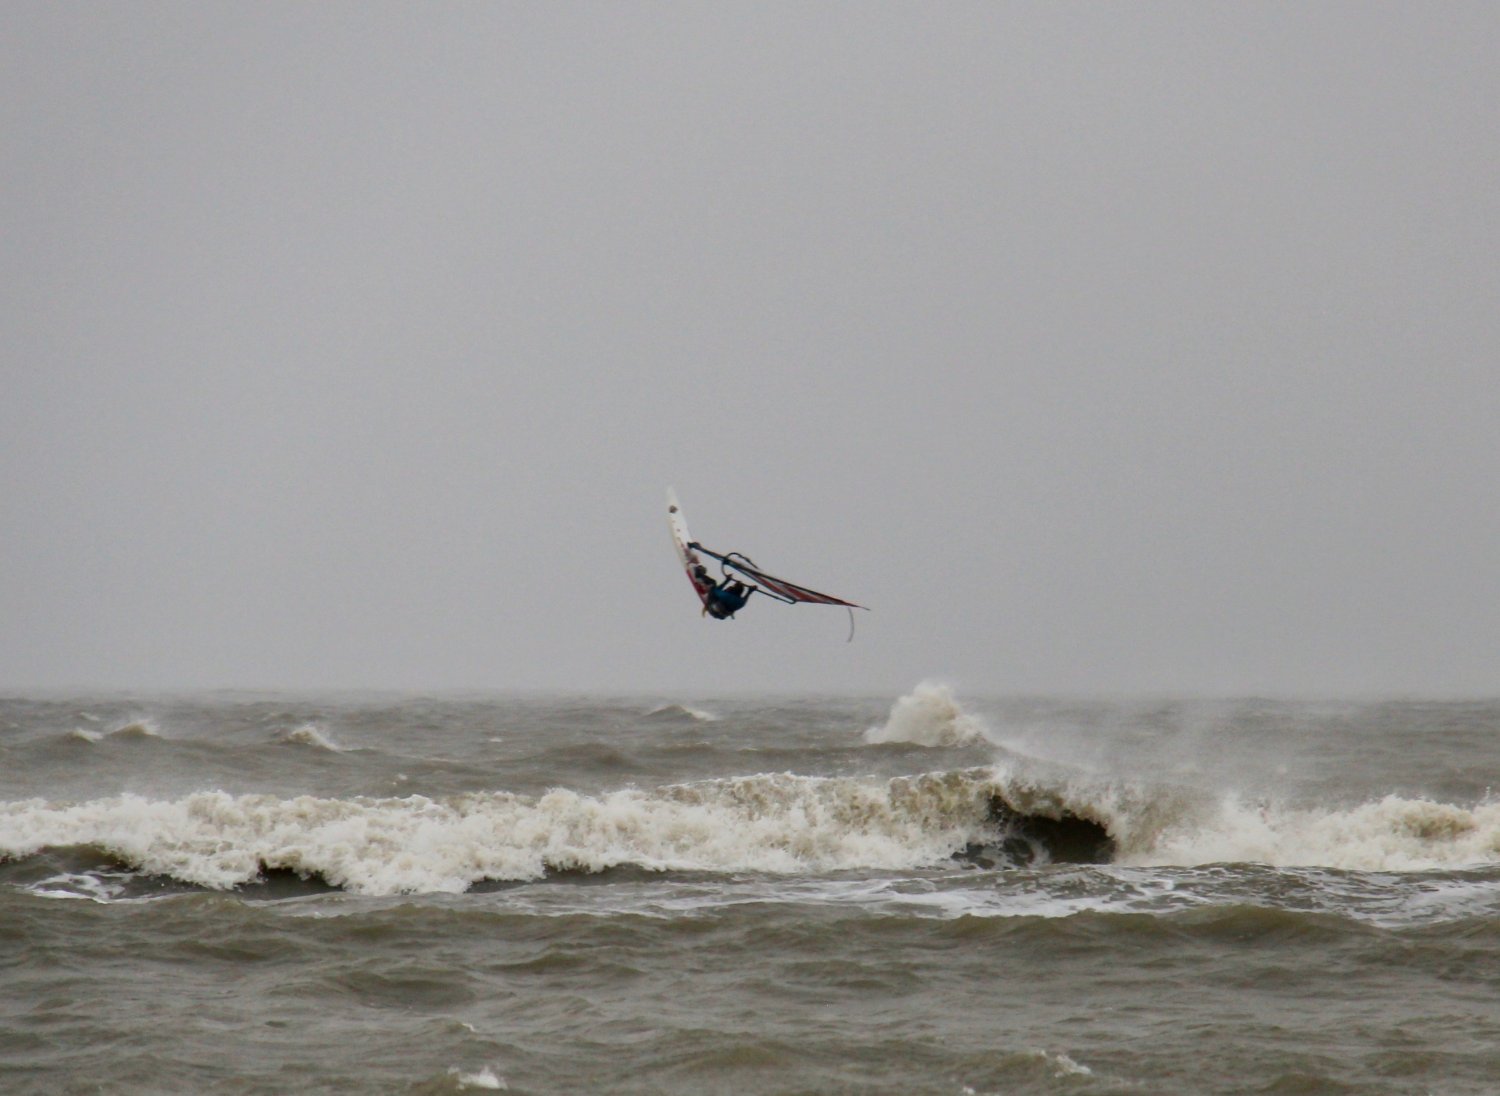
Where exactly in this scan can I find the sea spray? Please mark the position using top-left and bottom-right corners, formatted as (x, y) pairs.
(864, 681), (988, 747)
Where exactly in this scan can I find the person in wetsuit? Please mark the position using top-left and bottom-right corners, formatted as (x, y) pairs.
(705, 579), (752, 619)
(693, 561), (752, 619)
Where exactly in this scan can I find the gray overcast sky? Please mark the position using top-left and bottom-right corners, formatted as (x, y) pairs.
(3, 2), (1497, 696)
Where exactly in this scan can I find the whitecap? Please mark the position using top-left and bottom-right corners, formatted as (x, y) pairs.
(276, 724), (345, 751)
(1135, 792), (1500, 873)
(447, 1065), (506, 1090)
(1034, 1049), (1093, 1077)
(644, 703), (719, 723)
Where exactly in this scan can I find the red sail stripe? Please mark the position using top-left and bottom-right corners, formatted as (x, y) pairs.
(736, 566), (860, 607)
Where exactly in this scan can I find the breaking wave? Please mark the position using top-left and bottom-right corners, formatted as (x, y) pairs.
(1, 764), (1495, 896)
(1136, 791), (1500, 872)
(863, 681), (988, 747)
(0, 769), (1085, 894)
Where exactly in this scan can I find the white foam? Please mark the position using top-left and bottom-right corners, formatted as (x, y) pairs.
(1035, 1050), (1092, 1077)
(27, 871), (130, 902)
(3, 764), (1494, 896)
(864, 681), (988, 747)
(0, 771), (1004, 895)
(1135, 793), (1500, 872)
(447, 1066), (506, 1090)
(68, 728), (104, 743)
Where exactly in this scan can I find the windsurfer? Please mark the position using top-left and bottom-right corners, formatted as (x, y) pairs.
(705, 579), (752, 619)
(690, 557), (752, 619)
(672, 510), (863, 639)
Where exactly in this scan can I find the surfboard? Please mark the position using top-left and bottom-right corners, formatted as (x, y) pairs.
(667, 489), (714, 607)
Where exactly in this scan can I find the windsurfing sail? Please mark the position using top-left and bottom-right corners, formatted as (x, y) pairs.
(688, 544), (865, 609)
(666, 489), (868, 639)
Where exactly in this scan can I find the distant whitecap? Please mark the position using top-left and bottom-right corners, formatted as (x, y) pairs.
(276, 724), (346, 751)
(644, 703), (719, 723)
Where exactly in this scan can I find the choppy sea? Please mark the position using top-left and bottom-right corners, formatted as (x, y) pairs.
(2, 684), (1497, 1094)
